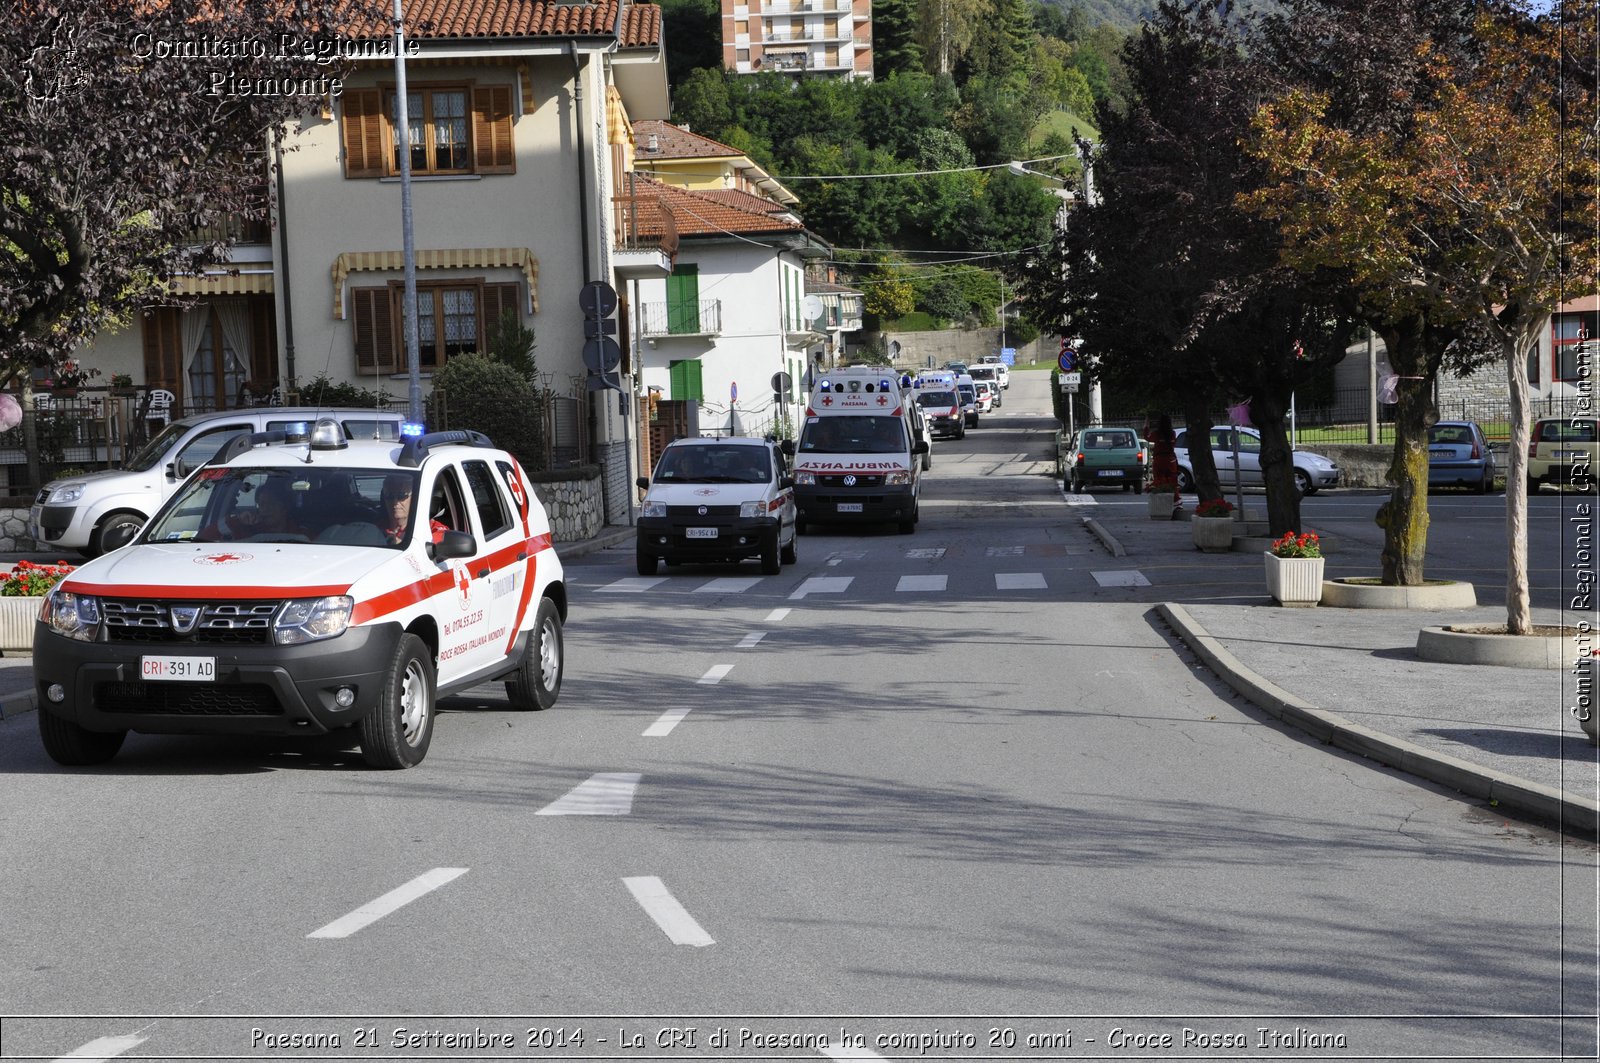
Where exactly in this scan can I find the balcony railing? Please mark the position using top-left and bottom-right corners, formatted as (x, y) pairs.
(185, 212), (271, 247)
(612, 178), (681, 259)
(639, 299), (723, 338)
(761, 51), (810, 71)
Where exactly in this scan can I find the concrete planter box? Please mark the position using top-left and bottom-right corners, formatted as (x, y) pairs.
(1147, 492), (1177, 520)
(1263, 552), (1324, 607)
(0, 596), (42, 651)
(1322, 578), (1477, 609)
(1191, 515), (1234, 552)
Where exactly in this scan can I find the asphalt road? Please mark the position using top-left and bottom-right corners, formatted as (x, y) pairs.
(1, 372), (1594, 1062)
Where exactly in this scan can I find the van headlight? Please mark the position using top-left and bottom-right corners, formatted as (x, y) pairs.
(794, 471), (817, 485)
(43, 589), (101, 642)
(641, 500), (667, 518)
(740, 500), (767, 518)
(885, 471), (912, 485)
(45, 482), (87, 505)
(275, 596), (353, 645)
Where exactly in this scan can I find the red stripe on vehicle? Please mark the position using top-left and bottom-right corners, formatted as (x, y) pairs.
(351, 570), (457, 625)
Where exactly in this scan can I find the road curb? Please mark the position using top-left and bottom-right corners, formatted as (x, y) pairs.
(1158, 601), (1599, 836)
(1080, 516), (1127, 557)
(0, 690), (38, 720)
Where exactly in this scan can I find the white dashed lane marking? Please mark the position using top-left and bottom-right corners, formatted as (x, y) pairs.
(765, 608), (792, 622)
(698, 664), (734, 684)
(535, 773), (642, 816)
(52, 1036), (147, 1062)
(995, 572), (1047, 590)
(643, 708), (693, 737)
(623, 876), (715, 947)
(736, 632), (767, 648)
(1092, 569), (1151, 588)
(307, 867), (469, 939)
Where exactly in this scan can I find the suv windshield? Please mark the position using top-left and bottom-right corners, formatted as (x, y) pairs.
(800, 415), (908, 454)
(655, 445), (771, 484)
(144, 467), (406, 547)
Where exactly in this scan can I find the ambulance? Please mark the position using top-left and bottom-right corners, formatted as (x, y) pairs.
(32, 419), (566, 770)
(793, 367), (928, 535)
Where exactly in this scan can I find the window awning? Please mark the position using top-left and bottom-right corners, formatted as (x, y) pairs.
(607, 85), (632, 147)
(331, 248), (540, 318)
(173, 271), (275, 296)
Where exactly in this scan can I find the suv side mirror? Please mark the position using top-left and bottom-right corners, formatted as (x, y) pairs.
(779, 476), (795, 490)
(636, 476), (650, 490)
(428, 529), (476, 561)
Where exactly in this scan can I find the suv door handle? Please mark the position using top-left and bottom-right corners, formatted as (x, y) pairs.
(474, 566), (490, 579)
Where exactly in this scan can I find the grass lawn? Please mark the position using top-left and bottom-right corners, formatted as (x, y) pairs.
(1294, 422), (1512, 446)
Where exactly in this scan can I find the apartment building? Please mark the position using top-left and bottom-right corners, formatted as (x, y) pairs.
(721, 0), (874, 80)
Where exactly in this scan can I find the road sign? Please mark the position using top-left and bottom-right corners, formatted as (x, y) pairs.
(1001, 347), (1017, 366)
(1059, 348), (1076, 372)
(582, 337), (622, 372)
(578, 281), (617, 318)
(1059, 371), (1081, 392)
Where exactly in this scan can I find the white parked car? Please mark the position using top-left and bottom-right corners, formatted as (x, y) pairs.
(1173, 425), (1340, 495)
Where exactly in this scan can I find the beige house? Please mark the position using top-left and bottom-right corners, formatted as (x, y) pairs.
(69, 0), (670, 519)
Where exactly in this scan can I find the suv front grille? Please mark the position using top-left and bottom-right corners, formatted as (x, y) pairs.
(94, 681), (284, 716)
(104, 600), (280, 645)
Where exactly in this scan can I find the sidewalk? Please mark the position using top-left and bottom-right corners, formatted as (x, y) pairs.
(1082, 499), (1600, 835)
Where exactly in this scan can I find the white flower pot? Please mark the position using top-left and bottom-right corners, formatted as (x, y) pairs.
(1147, 492), (1176, 520)
(1263, 552), (1325, 607)
(1192, 515), (1234, 552)
(0, 596), (44, 651)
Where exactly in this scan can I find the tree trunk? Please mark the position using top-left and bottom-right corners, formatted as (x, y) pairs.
(1179, 395), (1221, 502)
(1377, 324), (1436, 585)
(1503, 327), (1534, 635)
(1250, 392), (1301, 538)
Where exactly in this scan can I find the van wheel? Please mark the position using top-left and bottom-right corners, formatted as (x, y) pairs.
(780, 531), (797, 565)
(359, 633), (434, 769)
(636, 548), (659, 576)
(38, 707), (125, 766)
(760, 533), (781, 575)
(506, 598), (563, 711)
(88, 510), (146, 558)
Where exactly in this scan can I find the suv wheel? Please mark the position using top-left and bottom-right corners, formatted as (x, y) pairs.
(360, 633), (434, 769)
(38, 707), (125, 766)
(506, 597), (563, 711)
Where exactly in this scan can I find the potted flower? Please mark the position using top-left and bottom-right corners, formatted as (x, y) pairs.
(1264, 531), (1325, 607)
(0, 559), (75, 650)
(51, 359), (99, 395)
(1147, 475), (1179, 519)
(1192, 497), (1235, 552)
(109, 373), (135, 395)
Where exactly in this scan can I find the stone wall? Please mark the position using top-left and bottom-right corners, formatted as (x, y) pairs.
(0, 471), (611, 555)
(873, 330), (1048, 372)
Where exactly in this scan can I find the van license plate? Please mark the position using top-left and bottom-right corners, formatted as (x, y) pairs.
(837, 503), (864, 513)
(141, 656), (216, 682)
(686, 527), (718, 539)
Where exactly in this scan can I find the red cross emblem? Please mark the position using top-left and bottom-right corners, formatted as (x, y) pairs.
(455, 566), (472, 604)
(821, 396), (834, 406)
(876, 395), (888, 405)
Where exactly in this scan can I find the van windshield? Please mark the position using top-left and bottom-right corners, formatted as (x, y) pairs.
(800, 415), (908, 454)
(123, 422), (189, 472)
(654, 445), (771, 483)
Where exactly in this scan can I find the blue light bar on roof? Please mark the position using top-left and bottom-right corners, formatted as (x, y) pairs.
(401, 421), (426, 437)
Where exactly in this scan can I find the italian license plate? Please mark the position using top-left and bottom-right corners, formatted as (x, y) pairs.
(686, 527), (718, 539)
(141, 656), (215, 682)
(1430, 449), (1454, 458)
(837, 503), (864, 513)
(1097, 469), (1124, 477)
(1556, 449), (1583, 458)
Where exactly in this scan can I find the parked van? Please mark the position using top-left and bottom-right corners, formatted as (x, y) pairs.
(30, 407), (406, 557)
(793, 368), (928, 535)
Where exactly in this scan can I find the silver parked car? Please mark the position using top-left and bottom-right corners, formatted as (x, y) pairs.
(1174, 425), (1340, 496)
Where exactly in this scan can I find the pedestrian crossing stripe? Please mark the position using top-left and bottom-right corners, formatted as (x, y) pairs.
(588, 572), (1088, 594)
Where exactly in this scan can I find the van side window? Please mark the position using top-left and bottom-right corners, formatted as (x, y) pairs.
(175, 424), (253, 476)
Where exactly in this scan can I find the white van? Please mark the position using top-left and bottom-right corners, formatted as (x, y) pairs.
(30, 407), (405, 557)
(793, 368), (928, 535)
(635, 436), (797, 575)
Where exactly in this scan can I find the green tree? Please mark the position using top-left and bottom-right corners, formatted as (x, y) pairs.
(670, 67), (735, 137)
(658, 0), (723, 89)
(434, 355), (547, 472)
(872, 0), (926, 78)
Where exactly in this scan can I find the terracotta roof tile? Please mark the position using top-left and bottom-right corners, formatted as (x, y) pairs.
(626, 175), (804, 238)
(633, 120), (744, 160)
(338, 0), (658, 42)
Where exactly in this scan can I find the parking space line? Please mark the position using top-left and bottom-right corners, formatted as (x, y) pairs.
(623, 876), (715, 947)
(790, 576), (853, 600)
(536, 773), (642, 815)
(307, 867), (468, 939)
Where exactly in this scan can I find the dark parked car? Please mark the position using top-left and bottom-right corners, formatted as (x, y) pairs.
(1428, 420), (1496, 493)
(1067, 427), (1146, 493)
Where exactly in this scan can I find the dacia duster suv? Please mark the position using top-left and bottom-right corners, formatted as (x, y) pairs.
(33, 420), (567, 769)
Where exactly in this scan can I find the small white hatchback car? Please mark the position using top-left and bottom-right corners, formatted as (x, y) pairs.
(33, 419), (567, 769)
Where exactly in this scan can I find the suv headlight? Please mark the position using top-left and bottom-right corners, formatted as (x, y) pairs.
(885, 471), (912, 486)
(794, 471), (817, 485)
(43, 589), (101, 642)
(46, 482), (86, 506)
(275, 596), (353, 645)
(641, 500), (667, 518)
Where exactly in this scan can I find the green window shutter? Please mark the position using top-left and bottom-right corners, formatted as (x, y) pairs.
(666, 265), (700, 334)
(669, 359), (704, 402)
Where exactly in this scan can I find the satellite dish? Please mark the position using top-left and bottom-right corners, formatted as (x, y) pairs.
(802, 295), (825, 323)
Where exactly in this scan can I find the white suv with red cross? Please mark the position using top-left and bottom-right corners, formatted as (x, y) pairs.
(32, 420), (566, 769)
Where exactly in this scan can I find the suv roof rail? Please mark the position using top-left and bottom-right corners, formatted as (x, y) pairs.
(396, 429), (495, 468)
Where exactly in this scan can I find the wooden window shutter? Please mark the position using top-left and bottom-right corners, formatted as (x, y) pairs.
(481, 283), (520, 343)
(248, 293), (277, 385)
(471, 86), (516, 174)
(341, 89), (387, 178)
(351, 286), (398, 371)
(141, 306), (181, 387)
